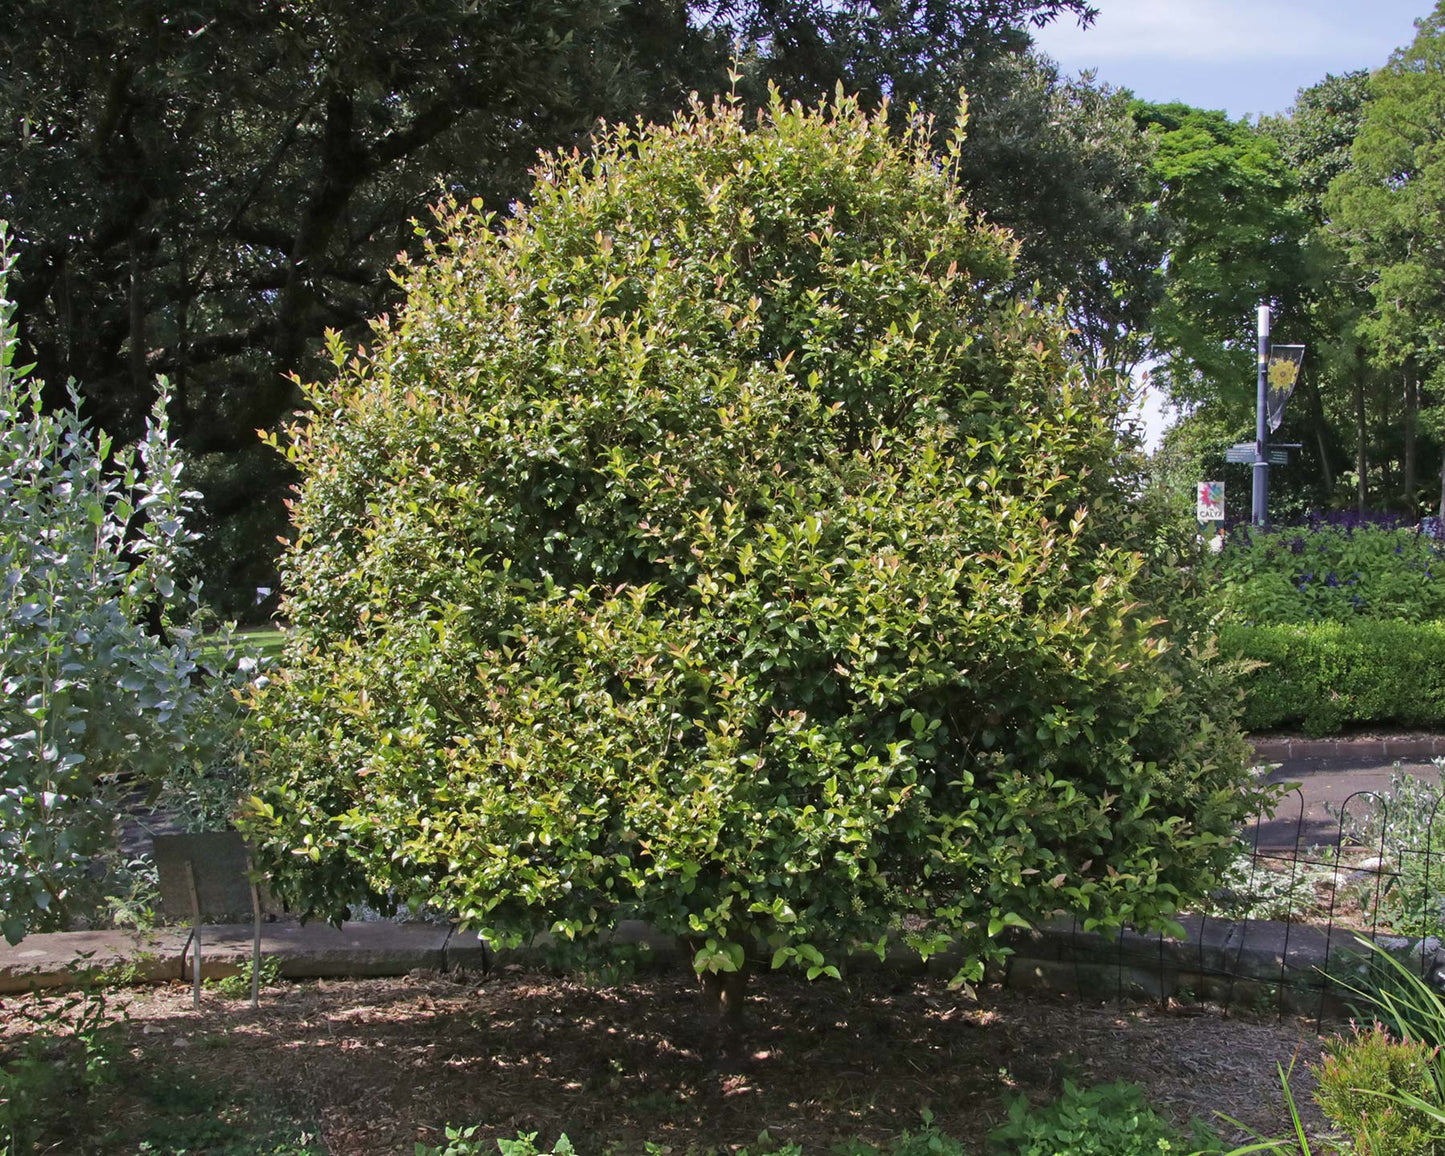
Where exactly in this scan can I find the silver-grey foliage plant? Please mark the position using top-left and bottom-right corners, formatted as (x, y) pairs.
(0, 222), (256, 943)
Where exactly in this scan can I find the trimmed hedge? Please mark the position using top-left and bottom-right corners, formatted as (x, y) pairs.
(1221, 620), (1445, 735)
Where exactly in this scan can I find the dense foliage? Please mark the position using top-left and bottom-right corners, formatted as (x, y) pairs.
(1153, 7), (1445, 524)
(990, 1081), (1222, 1156)
(1, 0), (725, 615)
(1136, 102), (1303, 412)
(247, 91), (1255, 990)
(1205, 513), (1445, 734)
(12, 1), (1445, 590)
(1328, 9), (1445, 402)
(0, 226), (254, 943)
(954, 54), (1162, 381)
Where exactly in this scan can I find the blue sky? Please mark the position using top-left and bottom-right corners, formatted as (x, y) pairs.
(1033, 0), (1435, 121)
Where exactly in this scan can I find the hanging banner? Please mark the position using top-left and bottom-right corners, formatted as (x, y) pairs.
(1197, 480), (1225, 523)
(1266, 344), (1304, 432)
(1198, 479), (1226, 547)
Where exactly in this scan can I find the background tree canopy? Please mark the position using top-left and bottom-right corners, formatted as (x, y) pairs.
(2, 0), (1161, 614)
(244, 89), (1256, 1011)
(1152, 4), (1445, 525)
(2, 0), (723, 609)
(15, 1), (1445, 588)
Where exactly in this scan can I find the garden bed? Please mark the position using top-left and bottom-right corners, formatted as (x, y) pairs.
(0, 969), (1330, 1154)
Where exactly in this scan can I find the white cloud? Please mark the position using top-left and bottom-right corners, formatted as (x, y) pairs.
(1035, 0), (1417, 65)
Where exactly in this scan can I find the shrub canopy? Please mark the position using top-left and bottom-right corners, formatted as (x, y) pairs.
(248, 90), (1255, 980)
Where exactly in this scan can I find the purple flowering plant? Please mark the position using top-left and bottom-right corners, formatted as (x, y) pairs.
(1204, 512), (1445, 624)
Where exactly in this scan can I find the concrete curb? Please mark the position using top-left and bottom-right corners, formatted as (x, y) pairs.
(1250, 735), (1445, 761)
(0, 928), (188, 992)
(0, 922), (464, 993)
(7, 741), (1429, 999)
(180, 921), (453, 982)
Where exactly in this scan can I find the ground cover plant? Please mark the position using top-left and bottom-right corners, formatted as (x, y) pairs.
(1203, 840), (1353, 927)
(0, 224), (257, 942)
(990, 1079), (1226, 1154)
(1198, 766), (1445, 944)
(1198, 768), (1445, 942)
(1327, 765), (1445, 940)
(246, 86), (1258, 1032)
(0, 968), (321, 1154)
(0, 979), (124, 1154)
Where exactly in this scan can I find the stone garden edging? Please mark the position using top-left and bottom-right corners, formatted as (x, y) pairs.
(3, 735), (1430, 1004)
(0, 914), (1418, 1017)
(7, 732), (1435, 1003)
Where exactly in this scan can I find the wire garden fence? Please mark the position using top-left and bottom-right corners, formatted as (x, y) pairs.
(1022, 766), (1445, 1028)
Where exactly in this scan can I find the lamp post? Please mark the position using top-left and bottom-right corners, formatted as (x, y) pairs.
(1253, 303), (1270, 527)
(1225, 306), (1301, 522)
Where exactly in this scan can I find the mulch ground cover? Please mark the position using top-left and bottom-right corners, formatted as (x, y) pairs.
(0, 967), (1333, 1155)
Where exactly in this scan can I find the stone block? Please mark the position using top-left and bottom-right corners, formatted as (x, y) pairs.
(1159, 914), (1239, 974)
(609, 920), (682, 963)
(183, 919), (450, 980)
(1003, 957), (1077, 995)
(838, 942), (925, 975)
(444, 929), (492, 974)
(480, 923), (684, 974)
(1000, 916), (1071, 962)
(924, 950), (967, 980)
(1004, 958), (1167, 1002)
(1051, 920), (1115, 964)
(1199, 975), (1279, 1012)
(0, 929), (186, 992)
(1223, 918), (1335, 982)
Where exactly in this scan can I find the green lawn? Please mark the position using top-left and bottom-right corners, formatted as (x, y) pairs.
(199, 626), (286, 666)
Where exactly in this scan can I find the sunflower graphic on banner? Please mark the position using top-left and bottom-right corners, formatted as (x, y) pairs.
(1266, 345), (1304, 432)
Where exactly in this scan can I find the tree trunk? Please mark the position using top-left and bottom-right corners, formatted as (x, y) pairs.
(1356, 366), (1368, 514)
(175, 284), (190, 426)
(1439, 452), (1445, 526)
(1404, 369), (1419, 514)
(698, 968), (749, 1034)
(128, 232), (147, 396)
(58, 254), (73, 386)
(690, 942), (752, 1066)
(1306, 375), (1334, 497)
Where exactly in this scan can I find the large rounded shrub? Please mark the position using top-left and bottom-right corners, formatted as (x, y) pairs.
(247, 91), (1255, 992)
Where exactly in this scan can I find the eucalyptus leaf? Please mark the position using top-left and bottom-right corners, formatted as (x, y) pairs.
(0, 225), (261, 941)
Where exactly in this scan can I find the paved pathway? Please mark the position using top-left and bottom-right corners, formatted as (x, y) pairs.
(1250, 740), (1443, 851)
